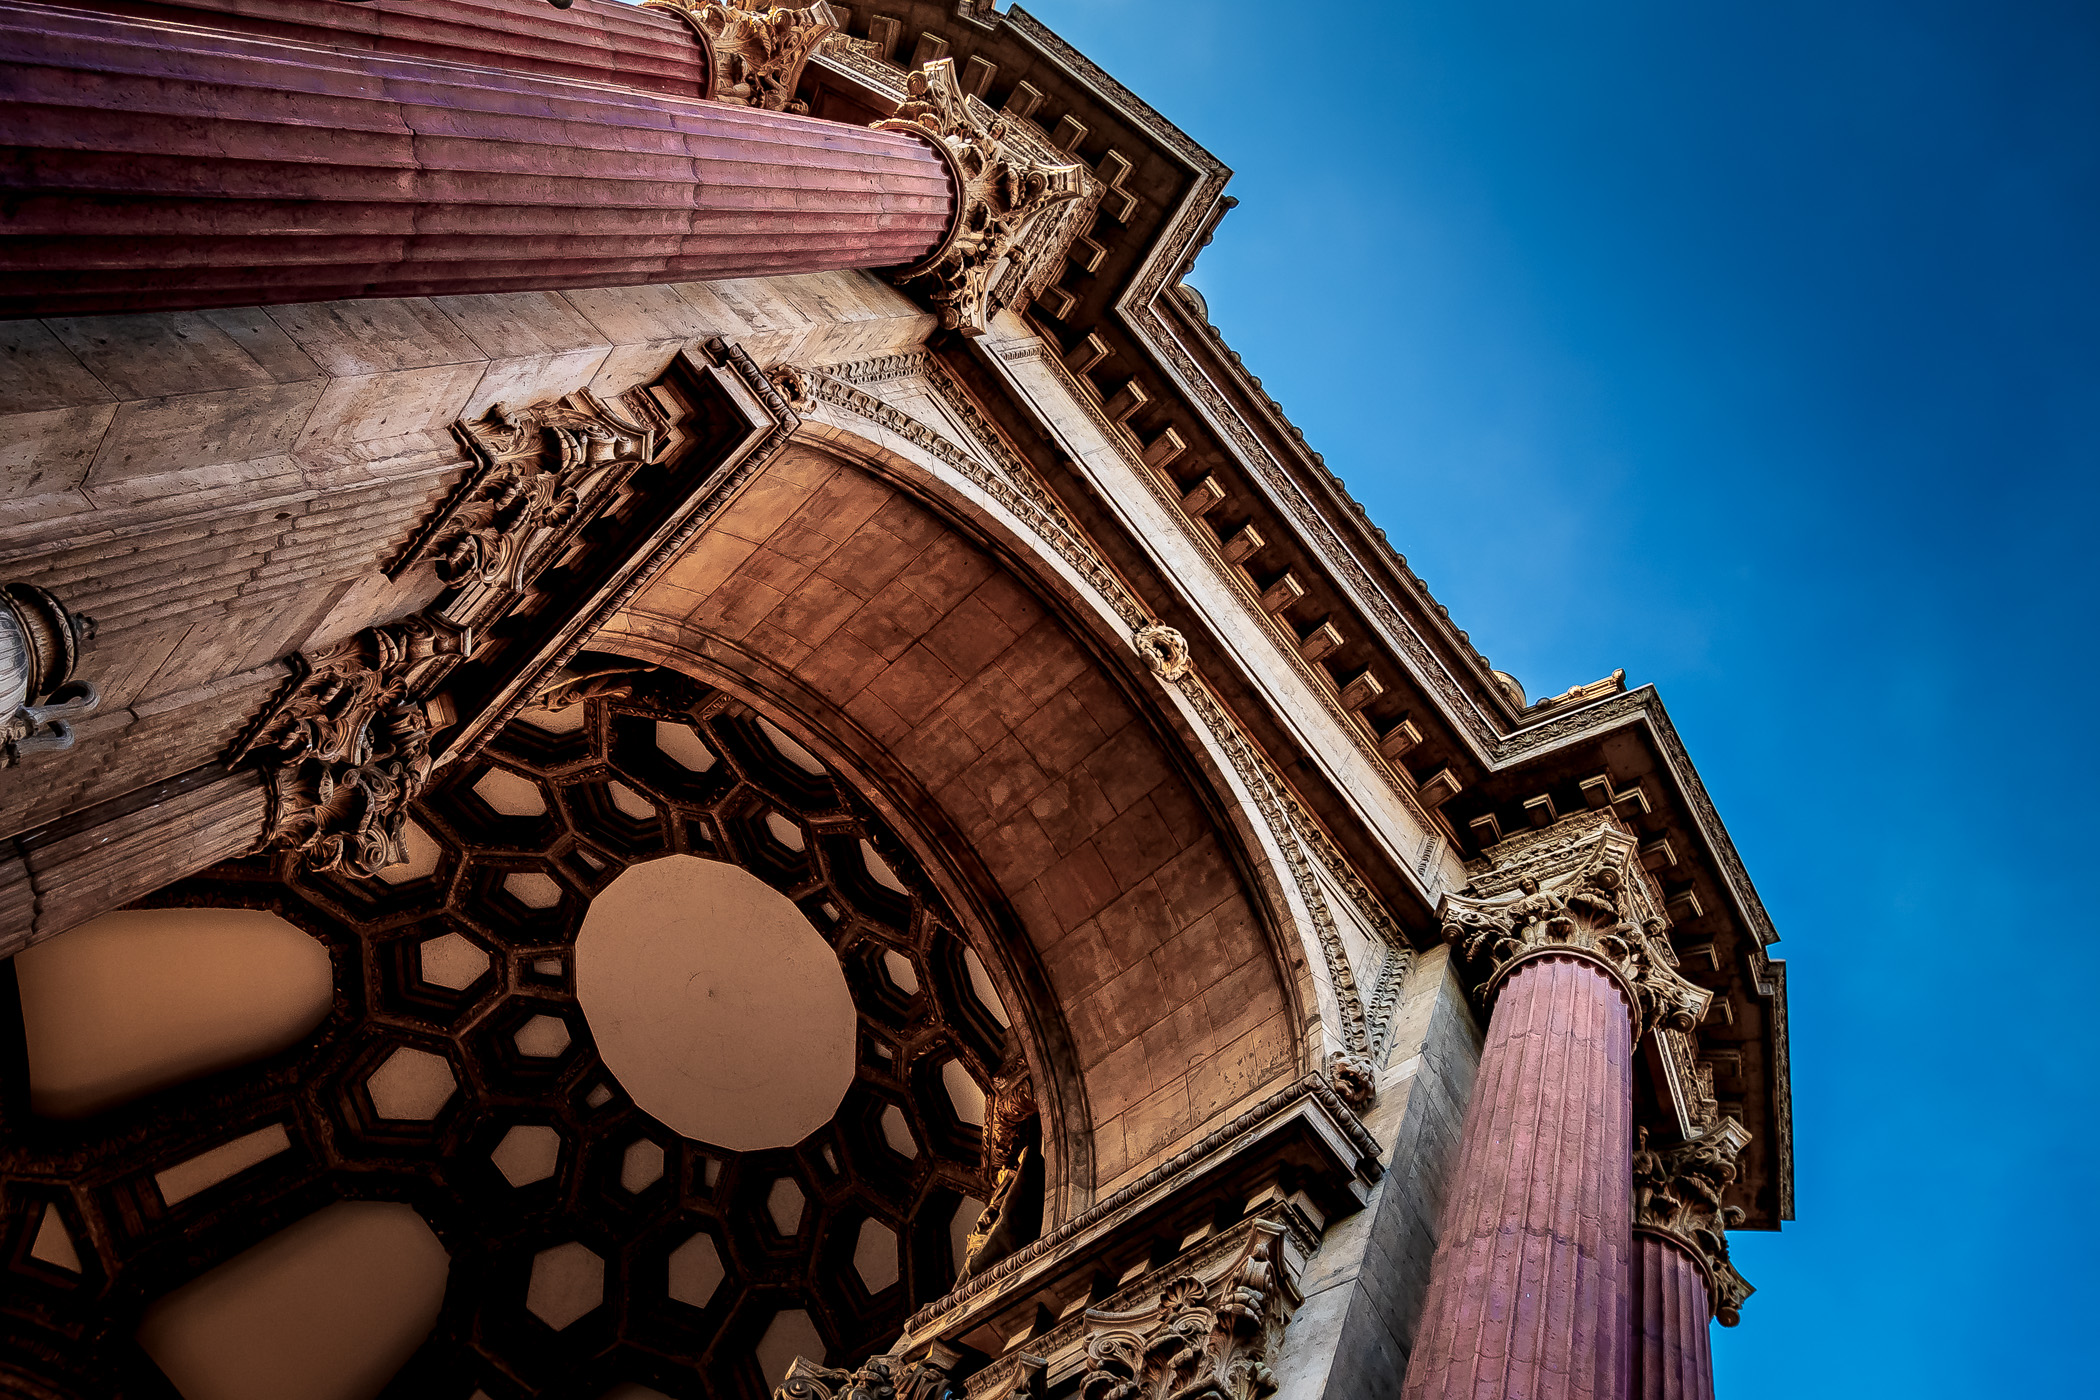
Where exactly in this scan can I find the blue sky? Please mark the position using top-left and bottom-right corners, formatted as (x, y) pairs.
(1030, 1), (2100, 1393)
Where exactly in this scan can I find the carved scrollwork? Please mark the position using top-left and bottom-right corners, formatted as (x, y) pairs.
(0, 582), (97, 769)
(1633, 1118), (1756, 1325)
(394, 393), (656, 595)
(875, 58), (1087, 335)
(1438, 810), (1712, 1040)
(1131, 623), (1190, 681)
(773, 1351), (952, 1400)
(232, 620), (467, 877)
(644, 0), (839, 112)
(1079, 1221), (1294, 1400)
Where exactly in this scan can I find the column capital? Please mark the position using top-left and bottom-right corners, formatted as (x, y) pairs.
(1438, 809), (1713, 1037)
(640, 0), (840, 111)
(1634, 1118), (1757, 1326)
(877, 58), (1088, 335)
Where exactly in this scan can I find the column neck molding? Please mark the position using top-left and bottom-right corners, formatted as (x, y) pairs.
(1634, 1118), (1756, 1325)
(1439, 809), (1713, 1039)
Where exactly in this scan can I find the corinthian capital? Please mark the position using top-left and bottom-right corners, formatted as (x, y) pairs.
(1439, 809), (1713, 1037)
(643, 0), (840, 112)
(876, 58), (1087, 335)
(1633, 1118), (1756, 1325)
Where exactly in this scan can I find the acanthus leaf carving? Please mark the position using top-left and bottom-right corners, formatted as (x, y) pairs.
(1438, 808), (1713, 1042)
(394, 392), (656, 595)
(773, 1350), (953, 1400)
(231, 619), (468, 877)
(644, 0), (839, 112)
(1633, 1117), (1756, 1325)
(875, 58), (1087, 335)
(1078, 1219), (1295, 1400)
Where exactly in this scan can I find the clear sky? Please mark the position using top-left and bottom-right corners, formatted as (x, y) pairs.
(1028, 1), (2099, 1394)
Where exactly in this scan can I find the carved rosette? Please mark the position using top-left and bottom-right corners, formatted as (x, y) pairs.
(1132, 624), (1191, 681)
(397, 393), (656, 596)
(773, 1350), (954, 1400)
(1633, 1117), (1756, 1325)
(233, 620), (467, 878)
(1438, 810), (1711, 1038)
(643, 0), (840, 112)
(1078, 1220), (1295, 1400)
(876, 59), (1086, 335)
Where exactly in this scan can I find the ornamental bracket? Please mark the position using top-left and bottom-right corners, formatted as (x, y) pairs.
(876, 58), (1086, 335)
(229, 618), (468, 878)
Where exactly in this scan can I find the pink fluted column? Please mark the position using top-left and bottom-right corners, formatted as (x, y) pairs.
(0, 0), (955, 315)
(1401, 954), (1636, 1400)
(1631, 1232), (1715, 1400)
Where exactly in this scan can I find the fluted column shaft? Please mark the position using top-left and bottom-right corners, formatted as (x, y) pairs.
(0, 0), (955, 315)
(1631, 1231), (1716, 1400)
(1401, 955), (1636, 1400)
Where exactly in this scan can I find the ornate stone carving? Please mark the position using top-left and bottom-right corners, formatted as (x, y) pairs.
(1438, 809), (1712, 1038)
(774, 1351), (952, 1400)
(1, 583), (97, 768)
(964, 1064), (1038, 1276)
(876, 59), (1086, 335)
(768, 362), (815, 411)
(1633, 1118), (1755, 1325)
(798, 356), (1414, 1068)
(1079, 1219), (1295, 1400)
(1324, 1050), (1375, 1110)
(1131, 623), (1190, 681)
(232, 620), (467, 877)
(395, 393), (656, 593)
(644, 0), (839, 112)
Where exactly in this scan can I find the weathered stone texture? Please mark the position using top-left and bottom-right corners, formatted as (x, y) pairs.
(1270, 947), (1483, 1399)
(1402, 956), (1635, 1400)
(1632, 1233), (1717, 1400)
(608, 449), (1300, 1191)
(0, 273), (935, 843)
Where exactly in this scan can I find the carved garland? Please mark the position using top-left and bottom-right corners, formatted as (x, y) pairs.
(794, 359), (1411, 1077)
(992, 332), (1457, 896)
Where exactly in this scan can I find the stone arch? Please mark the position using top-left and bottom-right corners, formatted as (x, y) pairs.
(603, 419), (1317, 1207)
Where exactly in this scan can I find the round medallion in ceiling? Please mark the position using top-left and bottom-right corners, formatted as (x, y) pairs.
(576, 854), (856, 1151)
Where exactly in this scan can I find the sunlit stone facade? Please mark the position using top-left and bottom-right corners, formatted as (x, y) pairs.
(0, 3), (1791, 1397)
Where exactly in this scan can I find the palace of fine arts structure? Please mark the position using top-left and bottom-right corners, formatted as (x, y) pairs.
(0, 1), (1792, 1396)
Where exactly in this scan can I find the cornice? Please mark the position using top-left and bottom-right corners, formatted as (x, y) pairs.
(1481, 683), (1793, 1222)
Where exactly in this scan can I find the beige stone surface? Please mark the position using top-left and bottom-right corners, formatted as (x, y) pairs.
(14, 907), (332, 1119)
(136, 1200), (449, 1400)
(611, 448), (1299, 1188)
